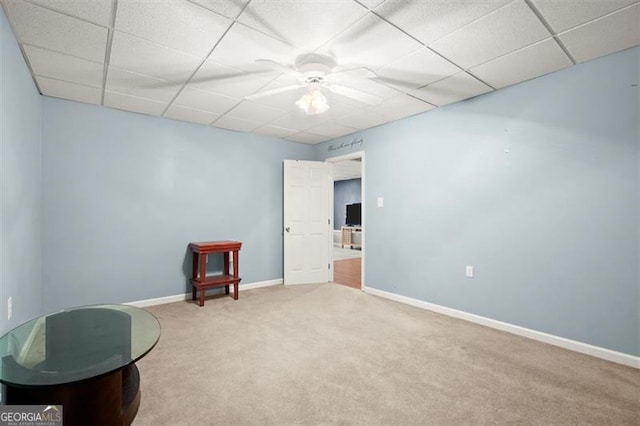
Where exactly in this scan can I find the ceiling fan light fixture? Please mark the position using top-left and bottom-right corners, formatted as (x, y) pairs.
(296, 88), (329, 115)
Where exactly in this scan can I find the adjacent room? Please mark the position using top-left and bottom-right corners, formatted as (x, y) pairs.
(0, 0), (638, 424)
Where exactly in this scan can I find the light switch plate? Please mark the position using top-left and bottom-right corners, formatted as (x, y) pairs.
(377, 197), (384, 207)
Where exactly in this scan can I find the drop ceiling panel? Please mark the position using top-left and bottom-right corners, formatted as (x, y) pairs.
(104, 91), (168, 116)
(208, 23), (301, 73)
(106, 67), (182, 103)
(530, 0), (638, 33)
(225, 101), (286, 124)
(115, 0), (231, 58)
(25, 45), (103, 88)
(559, 3), (640, 63)
(172, 86), (239, 114)
(429, 0), (550, 69)
(338, 78), (400, 101)
(471, 38), (572, 89)
(36, 76), (101, 105)
(374, 0), (510, 45)
(321, 14), (423, 71)
(337, 109), (394, 130)
(373, 94), (436, 120)
(5, 1), (107, 62)
(253, 124), (298, 138)
(213, 115), (262, 132)
(4, 0), (639, 144)
(28, 0), (113, 27)
(109, 31), (202, 83)
(286, 132), (328, 145)
(306, 122), (358, 139)
(358, 0), (385, 10)
(189, 0), (250, 19)
(319, 93), (365, 117)
(164, 105), (219, 125)
(376, 48), (461, 91)
(248, 82), (309, 110)
(410, 72), (493, 107)
(237, 0), (368, 51)
(268, 112), (325, 132)
(189, 60), (277, 99)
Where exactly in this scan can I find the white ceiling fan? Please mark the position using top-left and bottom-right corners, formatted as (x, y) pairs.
(245, 53), (383, 115)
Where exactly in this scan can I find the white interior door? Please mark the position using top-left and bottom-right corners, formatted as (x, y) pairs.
(284, 160), (331, 285)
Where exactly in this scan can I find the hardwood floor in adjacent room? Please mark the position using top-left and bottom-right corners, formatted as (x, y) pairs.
(333, 258), (361, 289)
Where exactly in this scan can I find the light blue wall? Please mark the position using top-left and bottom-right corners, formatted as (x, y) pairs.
(316, 47), (640, 357)
(334, 178), (361, 229)
(41, 98), (314, 312)
(0, 10), (43, 334)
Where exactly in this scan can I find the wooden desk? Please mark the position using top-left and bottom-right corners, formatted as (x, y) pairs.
(189, 241), (242, 307)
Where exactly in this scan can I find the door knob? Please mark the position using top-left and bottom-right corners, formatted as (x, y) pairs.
(285, 227), (290, 232)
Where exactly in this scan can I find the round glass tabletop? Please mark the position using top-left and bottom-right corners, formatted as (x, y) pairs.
(0, 304), (161, 386)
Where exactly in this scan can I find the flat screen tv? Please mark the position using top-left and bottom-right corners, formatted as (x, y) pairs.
(345, 203), (361, 226)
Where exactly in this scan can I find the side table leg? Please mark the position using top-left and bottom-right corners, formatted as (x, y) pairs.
(191, 252), (198, 301)
(224, 252), (230, 295)
(199, 253), (207, 307)
(233, 250), (239, 300)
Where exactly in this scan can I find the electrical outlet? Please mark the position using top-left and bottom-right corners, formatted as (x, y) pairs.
(7, 297), (12, 320)
(465, 266), (474, 278)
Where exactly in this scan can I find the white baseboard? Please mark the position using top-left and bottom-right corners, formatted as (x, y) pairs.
(126, 278), (283, 308)
(363, 286), (640, 369)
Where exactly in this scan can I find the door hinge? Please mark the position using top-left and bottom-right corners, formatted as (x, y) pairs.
(328, 218), (331, 225)
(328, 263), (331, 269)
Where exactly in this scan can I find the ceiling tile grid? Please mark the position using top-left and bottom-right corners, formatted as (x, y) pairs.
(2, 0), (638, 144)
(108, 31), (203, 83)
(428, 0), (551, 70)
(164, 104), (219, 125)
(188, 0), (249, 20)
(24, 44), (104, 88)
(373, 0), (511, 46)
(36, 76), (102, 105)
(28, 0), (113, 27)
(558, 3), (640, 63)
(470, 38), (573, 89)
(213, 115), (263, 133)
(103, 90), (168, 116)
(529, 0), (638, 33)
(172, 86), (239, 115)
(106, 66), (183, 103)
(4, 0), (108, 62)
(238, 0), (369, 52)
(376, 47), (461, 91)
(115, 0), (231, 58)
(286, 131), (328, 145)
(410, 72), (494, 107)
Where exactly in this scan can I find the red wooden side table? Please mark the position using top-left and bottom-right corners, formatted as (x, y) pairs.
(189, 241), (242, 307)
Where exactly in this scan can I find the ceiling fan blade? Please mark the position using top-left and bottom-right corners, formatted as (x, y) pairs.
(255, 59), (301, 77)
(245, 84), (306, 100)
(325, 67), (377, 82)
(326, 85), (383, 105)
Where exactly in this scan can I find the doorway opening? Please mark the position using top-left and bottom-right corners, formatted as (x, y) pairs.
(328, 151), (364, 290)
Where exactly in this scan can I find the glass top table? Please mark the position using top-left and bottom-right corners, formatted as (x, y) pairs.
(0, 304), (160, 386)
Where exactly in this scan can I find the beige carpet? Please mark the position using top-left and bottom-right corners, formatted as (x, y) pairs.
(134, 284), (639, 425)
